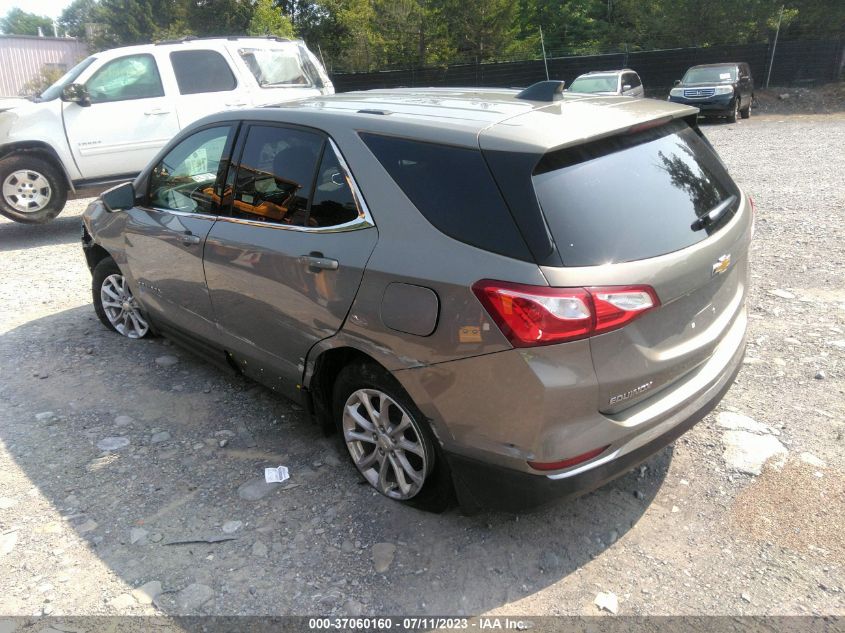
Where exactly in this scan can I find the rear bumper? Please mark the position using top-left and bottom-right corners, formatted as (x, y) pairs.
(448, 343), (744, 513)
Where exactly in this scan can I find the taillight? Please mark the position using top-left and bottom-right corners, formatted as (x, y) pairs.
(472, 280), (659, 347)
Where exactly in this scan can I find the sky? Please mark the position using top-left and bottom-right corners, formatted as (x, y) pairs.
(0, 0), (74, 20)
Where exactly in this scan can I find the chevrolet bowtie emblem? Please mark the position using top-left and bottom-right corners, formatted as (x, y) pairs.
(712, 254), (731, 276)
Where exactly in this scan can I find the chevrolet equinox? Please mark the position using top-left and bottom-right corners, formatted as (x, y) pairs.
(82, 82), (752, 512)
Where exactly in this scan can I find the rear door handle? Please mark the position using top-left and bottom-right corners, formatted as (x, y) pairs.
(181, 232), (200, 245)
(144, 108), (171, 115)
(225, 101), (249, 107)
(299, 253), (338, 272)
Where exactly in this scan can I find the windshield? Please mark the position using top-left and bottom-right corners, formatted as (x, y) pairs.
(37, 56), (97, 102)
(682, 66), (737, 84)
(568, 75), (618, 93)
(238, 48), (314, 87)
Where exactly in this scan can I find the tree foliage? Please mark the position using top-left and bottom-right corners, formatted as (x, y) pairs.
(26, 0), (840, 71)
(0, 8), (55, 36)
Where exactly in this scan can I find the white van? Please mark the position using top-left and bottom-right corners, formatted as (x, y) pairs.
(0, 36), (333, 224)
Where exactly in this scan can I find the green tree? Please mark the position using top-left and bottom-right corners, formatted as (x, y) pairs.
(0, 8), (55, 36)
(432, 0), (519, 62)
(248, 0), (295, 37)
(58, 0), (98, 39)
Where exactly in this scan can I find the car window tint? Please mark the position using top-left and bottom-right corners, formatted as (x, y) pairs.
(360, 134), (530, 260)
(86, 54), (164, 103)
(308, 144), (361, 227)
(231, 125), (322, 225)
(149, 126), (233, 214)
(628, 73), (642, 88)
(533, 121), (740, 266)
(170, 50), (237, 94)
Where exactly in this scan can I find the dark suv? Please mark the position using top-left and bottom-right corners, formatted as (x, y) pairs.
(82, 84), (751, 512)
(668, 62), (754, 122)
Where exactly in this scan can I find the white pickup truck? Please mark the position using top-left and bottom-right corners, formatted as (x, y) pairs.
(0, 36), (333, 224)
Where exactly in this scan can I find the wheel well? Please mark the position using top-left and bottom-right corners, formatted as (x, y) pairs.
(307, 347), (385, 434)
(0, 143), (71, 189)
(84, 242), (112, 273)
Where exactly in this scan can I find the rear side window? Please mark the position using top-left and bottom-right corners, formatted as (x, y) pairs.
(170, 50), (236, 94)
(360, 134), (530, 260)
(533, 121), (740, 266)
(230, 125), (323, 226)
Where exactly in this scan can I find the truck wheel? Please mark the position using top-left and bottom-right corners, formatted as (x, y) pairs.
(727, 98), (739, 123)
(0, 155), (68, 224)
(740, 98), (751, 119)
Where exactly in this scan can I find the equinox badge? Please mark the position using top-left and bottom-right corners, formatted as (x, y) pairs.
(712, 254), (731, 276)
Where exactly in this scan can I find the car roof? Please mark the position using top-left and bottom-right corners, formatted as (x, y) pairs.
(688, 62), (742, 69)
(92, 37), (302, 59)
(195, 87), (697, 154)
(577, 69), (637, 76)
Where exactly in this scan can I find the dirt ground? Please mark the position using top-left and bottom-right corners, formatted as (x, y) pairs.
(0, 110), (843, 620)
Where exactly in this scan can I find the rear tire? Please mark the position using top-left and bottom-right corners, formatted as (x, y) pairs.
(0, 154), (67, 224)
(332, 361), (454, 512)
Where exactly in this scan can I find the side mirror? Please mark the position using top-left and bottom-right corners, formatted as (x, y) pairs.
(622, 84), (632, 92)
(674, 79), (681, 86)
(101, 182), (135, 213)
(61, 83), (91, 107)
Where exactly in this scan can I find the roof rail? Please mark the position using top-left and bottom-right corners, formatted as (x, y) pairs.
(516, 80), (565, 102)
(155, 35), (292, 46)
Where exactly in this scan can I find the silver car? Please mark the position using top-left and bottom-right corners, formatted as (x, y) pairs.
(82, 82), (751, 512)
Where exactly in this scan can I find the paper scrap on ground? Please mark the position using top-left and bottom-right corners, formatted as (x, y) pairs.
(265, 465), (290, 484)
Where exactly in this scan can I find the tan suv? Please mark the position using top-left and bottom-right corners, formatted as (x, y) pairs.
(82, 81), (752, 512)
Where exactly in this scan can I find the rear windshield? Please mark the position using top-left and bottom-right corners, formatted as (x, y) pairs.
(239, 48), (313, 87)
(533, 121), (739, 266)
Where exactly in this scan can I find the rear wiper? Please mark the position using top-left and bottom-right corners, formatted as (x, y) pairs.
(691, 195), (736, 231)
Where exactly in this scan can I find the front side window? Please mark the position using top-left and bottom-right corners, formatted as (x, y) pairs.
(149, 126), (234, 214)
(238, 48), (313, 87)
(86, 54), (164, 103)
(170, 50), (237, 95)
(230, 125), (323, 225)
(626, 73), (641, 88)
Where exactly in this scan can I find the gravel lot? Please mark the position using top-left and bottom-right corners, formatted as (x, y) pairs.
(0, 112), (843, 619)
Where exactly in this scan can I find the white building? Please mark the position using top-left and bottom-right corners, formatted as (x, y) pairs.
(0, 35), (88, 97)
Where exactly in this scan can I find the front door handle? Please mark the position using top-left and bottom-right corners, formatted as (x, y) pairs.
(299, 252), (339, 272)
(181, 232), (200, 245)
(144, 108), (171, 115)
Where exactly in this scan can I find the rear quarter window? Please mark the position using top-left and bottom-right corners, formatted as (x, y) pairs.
(360, 134), (531, 261)
(533, 121), (740, 266)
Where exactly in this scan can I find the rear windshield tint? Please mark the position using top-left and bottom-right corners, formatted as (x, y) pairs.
(360, 134), (531, 261)
(533, 121), (739, 266)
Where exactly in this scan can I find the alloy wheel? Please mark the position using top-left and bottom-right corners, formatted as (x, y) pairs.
(100, 274), (149, 338)
(2, 169), (51, 213)
(342, 388), (429, 500)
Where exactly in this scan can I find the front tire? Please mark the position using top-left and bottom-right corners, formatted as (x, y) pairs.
(92, 257), (150, 339)
(333, 361), (454, 511)
(0, 155), (67, 224)
(727, 98), (739, 123)
(740, 97), (751, 119)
